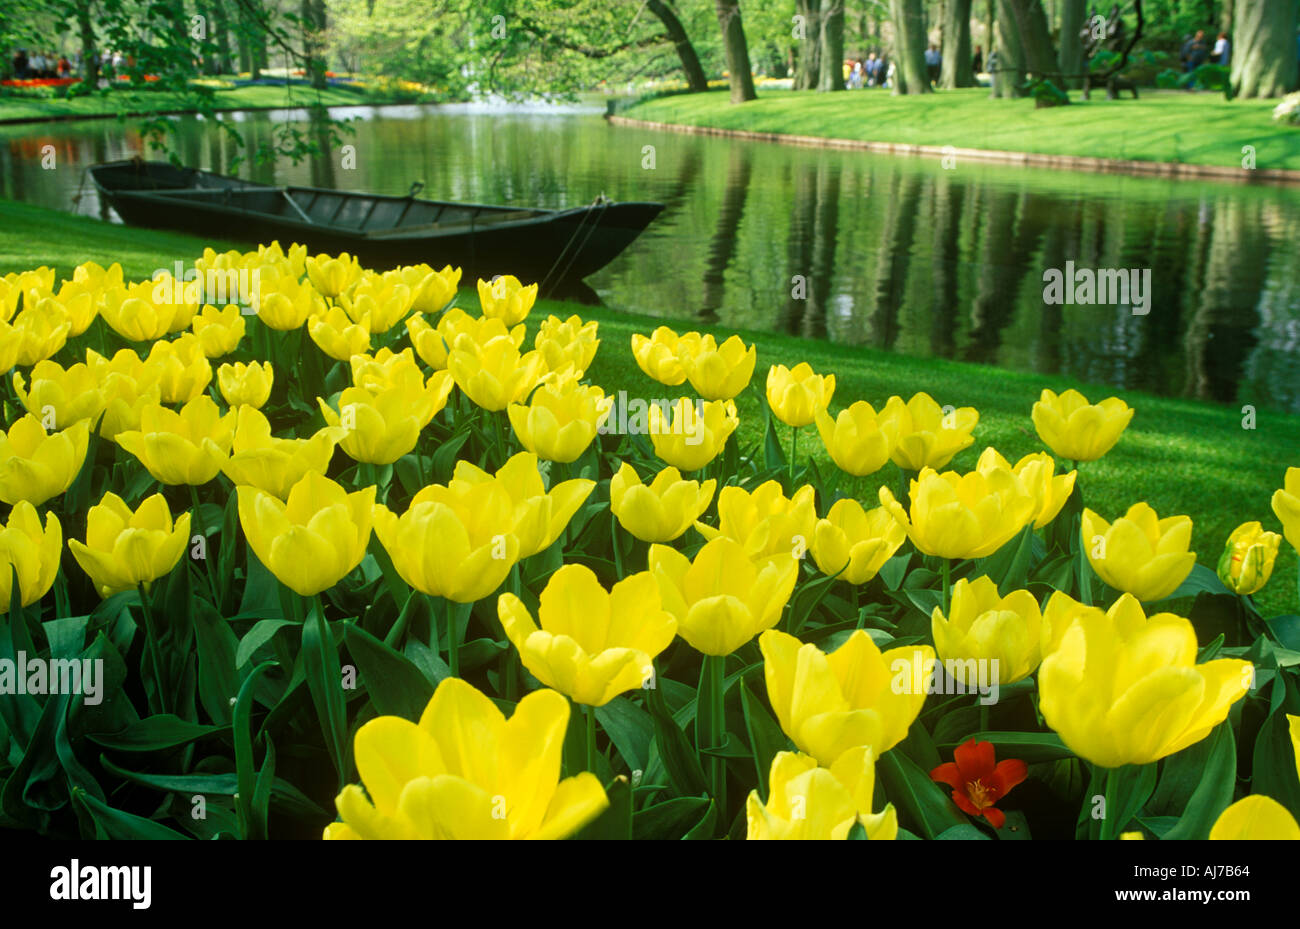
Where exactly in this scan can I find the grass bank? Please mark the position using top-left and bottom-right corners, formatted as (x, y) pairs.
(624, 88), (1300, 172)
(0, 83), (430, 124)
(2, 197), (1296, 615)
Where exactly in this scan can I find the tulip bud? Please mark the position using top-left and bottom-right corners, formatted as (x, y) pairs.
(1217, 521), (1281, 596)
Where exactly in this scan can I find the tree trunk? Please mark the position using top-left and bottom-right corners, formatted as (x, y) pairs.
(818, 0), (845, 91)
(990, 0), (1025, 96)
(890, 0), (932, 94)
(1006, 0), (1059, 80)
(795, 0), (822, 90)
(646, 0), (709, 92)
(1058, 0), (1085, 88)
(940, 0), (975, 87)
(985, 0), (995, 57)
(77, 0), (99, 86)
(211, 0), (234, 74)
(1231, 0), (1299, 98)
(301, 0), (328, 89)
(714, 0), (758, 102)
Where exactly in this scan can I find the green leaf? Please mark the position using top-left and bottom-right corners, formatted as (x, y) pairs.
(193, 601), (240, 725)
(681, 798), (717, 839)
(877, 749), (969, 839)
(595, 696), (654, 774)
(235, 619), (296, 669)
(644, 682), (708, 797)
(234, 662), (276, 840)
(344, 623), (435, 722)
(762, 410), (787, 473)
(302, 600), (348, 783)
(576, 776), (632, 840)
(974, 525), (1036, 595)
(936, 731), (1075, 764)
(89, 715), (224, 752)
(71, 788), (188, 840)
(936, 824), (991, 839)
(785, 569), (842, 638)
(633, 796), (711, 840)
(741, 679), (790, 799)
(97, 755), (327, 821)
(1158, 722), (1236, 840)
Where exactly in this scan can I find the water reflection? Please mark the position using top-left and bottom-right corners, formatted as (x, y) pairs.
(2, 104), (1298, 412)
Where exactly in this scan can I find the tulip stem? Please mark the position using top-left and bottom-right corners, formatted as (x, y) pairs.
(941, 559), (952, 616)
(700, 655), (727, 818)
(137, 581), (167, 715)
(1101, 766), (1120, 840)
(788, 424), (798, 485)
(585, 704), (597, 774)
(446, 597), (461, 678)
(188, 484), (219, 606)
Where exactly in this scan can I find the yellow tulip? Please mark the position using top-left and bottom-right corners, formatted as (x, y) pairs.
(190, 303), (246, 358)
(498, 565), (676, 706)
(977, 447), (1077, 529)
(0, 416), (89, 507)
(69, 492), (191, 598)
(766, 362), (835, 428)
(608, 462), (715, 543)
(1217, 521), (1281, 596)
(307, 305), (371, 361)
(1039, 594), (1251, 767)
(477, 275), (537, 326)
(0, 501), (62, 607)
(13, 360), (106, 431)
(880, 392), (979, 471)
(115, 396), (236, 486)
(1272, 467), (1300, 553)
(760, 628), (935, 763)
(1031, 388), (1134, 462)
(257, 275), (326, 330)
(746, 748), (897, 841)
(324, 678), (607, 839)
(879, 466), (1036, 560)
(447, 452), (594, 559)
(97, 373), (163, 442)
(535, 314), (600, 375)
(404, 312), (450, 370)
(932, 576), (1043, 684)
(337, 271), (415, 334)
(649, 537), (799, 656)
(238, 471), (374, 597)
(350, 347), (425, 393)
(143, 334), (212, 404)
(71, 260), (123, 292)
(811, 498), (906, 584)
(100, 276), (197, 341)
(0, 319), (19, 372)
(372, 478), (521, 603)
(209, 406), (339, 499)
(12, 304), (71, 366)
(305, 252), (362, 298)
(1040, 589), (1106, 658)
(630, 326), (701, 387)
(318, 372), (454, 465)
(218, 360), (274, 410)
(1209, 795), (1300, 840)
(648, 397), (738, 471)
(1081, 503), (1196, 602)
(695, 480), (817, 560)
(815, 401), (898, 477)
(447, 335), (546, 412)
(507, 382), (608, 463)
(51, 282), (98, 336)
(685, 334), (757, 401)
(401, 263), (461, 313)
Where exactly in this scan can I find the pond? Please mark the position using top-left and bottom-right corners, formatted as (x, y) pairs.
(4, 102), (1299, 413)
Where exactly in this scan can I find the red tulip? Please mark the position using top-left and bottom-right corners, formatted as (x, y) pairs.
(930, 738), (1027, 829)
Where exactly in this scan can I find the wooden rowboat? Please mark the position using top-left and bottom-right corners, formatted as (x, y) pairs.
(88, 159), (663, 294)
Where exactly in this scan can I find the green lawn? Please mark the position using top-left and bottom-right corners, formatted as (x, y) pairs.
(0, 83), (426, 123)
(625, 88), (1300, 171)
(2, 197), (1297, 616)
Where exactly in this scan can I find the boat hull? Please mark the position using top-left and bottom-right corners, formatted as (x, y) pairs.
(89, 161), (662, 291)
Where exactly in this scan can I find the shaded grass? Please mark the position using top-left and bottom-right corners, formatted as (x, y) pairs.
(3, 197), (1296, 616)
(0, 83), (422, 123)
(625, 88), (1300, 172)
